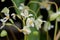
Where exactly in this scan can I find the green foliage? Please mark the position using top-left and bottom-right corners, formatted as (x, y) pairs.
(27, 27), (40, 40)
(0, 30), (7, 37)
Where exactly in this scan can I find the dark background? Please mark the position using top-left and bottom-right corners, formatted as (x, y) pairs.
(0, 0), (60, 40)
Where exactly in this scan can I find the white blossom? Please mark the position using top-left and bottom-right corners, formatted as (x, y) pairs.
(1, 7), (9, 17)
(44, 22), (54, 31)
(19, 3), (32, 18)
(22, 26), (31, 35)
(0, 17), (9, 29)
(19, 3), (24, 10)
(0, 17), (9, 23)
(35, 18), (45, 30)
(48, 25), (54, 30)
(56, 11), (60, 22)
(26, 17), (35, 27)
(11, 13), (16, 20)
(0, 23), (5, 29)
(56, 11), (60, 14)
(50, 11), (60, 21)
(20, 9), (33, 18)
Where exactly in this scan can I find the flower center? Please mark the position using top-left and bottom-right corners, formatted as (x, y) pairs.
(29, 20), (33, 24)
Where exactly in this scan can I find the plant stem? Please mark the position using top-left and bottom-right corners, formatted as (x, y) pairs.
(47, 1), (58, 40)
(29, 9), (37, 18)
(46, 31), (48, 40)
(24, 35), (27, 40)
(22, 18), (27, 40)
(48, 2), (58, 12)
(23, 18), (25, 26)
(6, 35), (9, 40)
(9, 19), (22, 32)
(11, 0), (18, 9)
(54, 19), (58, 40)
(56, 30), (60, 40)
(13, 24), (22, 32)
(27, 1), (40, 6)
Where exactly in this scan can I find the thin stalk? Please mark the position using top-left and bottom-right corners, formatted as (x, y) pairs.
(13, 24), (22, 32)
(27, 1), (40, 6)
(29, 9), (37, 18)
(8, 6), (15, 9)
(22, 18), (27, 40)
(11, 0), (18, 9)
(56, 30), (60, 40)
(24, 35), (27, 40)
(54, 19), (58, 40)
(47, 1), (58, 40)
(16, 15), (22, 20)
(6, 35), (9, 40)
(48, 2), (58, 12)
(47, 2), (58, 40)
(46, 31), (48, 40)
(9, 19), (22, 32)
(36, 7), (40, 14)
(36, 7), (41, 17)
(11, 0), (20, 14)
(23, 18), (25, 26)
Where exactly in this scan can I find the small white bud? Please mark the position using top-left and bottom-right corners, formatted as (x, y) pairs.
(11, 13), (16, 20)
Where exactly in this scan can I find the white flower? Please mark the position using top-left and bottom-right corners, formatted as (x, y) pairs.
(0, 22), (5, 29)
(0, 17), (9, 23)
(0, 17), (9, 29)
(35, 18), (45, 30)
(1, 7), (9, 17)
(56, 11), (60, 22)
(21, 9), (33, 18)
(19, 3), (32, 18)
(50, 12), (60, 21)
(11, 13), (16, 20)
(19, 3), (24, 10)
(48, 25), (54, 30)
(44, 22), (54, 31)
(56, 11), (60, 14)
(26, 17), (34, 27)
(22, 26), (31, 35)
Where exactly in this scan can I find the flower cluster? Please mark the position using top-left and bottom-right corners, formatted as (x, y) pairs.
(18, 3), (54, 35)
(0, 7), (16, 29)
(1, 2), (59, 36)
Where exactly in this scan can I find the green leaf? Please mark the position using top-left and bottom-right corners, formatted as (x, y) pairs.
(11, 0), (25, 14)
(40, 30), (47, 40)
(9, 19), (14, 24)
(28, 0), (40, 12)
(0, 30), (7, 37)
(27, 27), (40, 40)
(44, 22), (51, 31)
